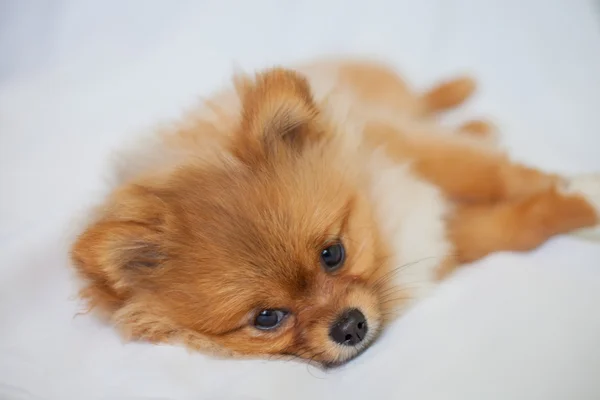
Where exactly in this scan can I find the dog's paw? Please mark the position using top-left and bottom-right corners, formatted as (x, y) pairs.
(563, 174), (600, 242)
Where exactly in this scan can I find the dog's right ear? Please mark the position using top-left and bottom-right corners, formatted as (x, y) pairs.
(70, 186), (167, 314)
(231, 67), (322, 164)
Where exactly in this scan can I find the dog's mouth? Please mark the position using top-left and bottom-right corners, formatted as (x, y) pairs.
(320, 341), (375, 369)
(283, 345), (371, 369)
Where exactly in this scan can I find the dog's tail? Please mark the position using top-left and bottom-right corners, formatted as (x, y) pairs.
(421, 76), (476, 113)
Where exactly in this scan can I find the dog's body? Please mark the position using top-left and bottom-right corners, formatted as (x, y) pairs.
(71, 58), (600, 366)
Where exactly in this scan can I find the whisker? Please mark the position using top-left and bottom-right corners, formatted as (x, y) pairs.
(379, 289), (412, 300)
(378, 281), (431, 296)
(371, 259), (428, 288)
(371, 254), (449, 289)
(379, 296), (413, 306)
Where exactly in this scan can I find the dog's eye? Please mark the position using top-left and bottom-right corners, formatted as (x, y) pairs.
(254, 309), (288, 330)
(320, 242), (345, 272)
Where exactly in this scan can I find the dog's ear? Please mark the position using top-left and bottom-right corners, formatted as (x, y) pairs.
(70, 186), (167, 313)
(232, 67), (322, 163)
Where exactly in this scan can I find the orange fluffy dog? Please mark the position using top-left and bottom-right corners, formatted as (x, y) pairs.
(71, 58), (600, 367)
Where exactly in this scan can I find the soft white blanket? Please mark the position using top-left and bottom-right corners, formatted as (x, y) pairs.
(1, 1), (599, 399)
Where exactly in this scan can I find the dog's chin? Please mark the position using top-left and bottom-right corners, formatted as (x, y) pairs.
(320, 344), (373, 369)
(282, 350), (365, 370)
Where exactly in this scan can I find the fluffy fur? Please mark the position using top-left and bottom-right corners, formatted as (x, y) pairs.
(70, 58), (600, 366)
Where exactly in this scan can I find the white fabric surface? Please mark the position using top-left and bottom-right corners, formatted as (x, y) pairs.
(1, 1), (600, 399)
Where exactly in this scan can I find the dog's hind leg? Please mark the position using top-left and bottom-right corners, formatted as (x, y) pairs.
(365, 123), (559, 203)
(437, 182), (600, 277)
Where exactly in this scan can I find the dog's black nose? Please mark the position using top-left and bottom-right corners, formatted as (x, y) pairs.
(329, 308), (368, 346)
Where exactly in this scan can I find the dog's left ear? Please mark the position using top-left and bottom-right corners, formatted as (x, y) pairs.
(232, 67), (322, 163)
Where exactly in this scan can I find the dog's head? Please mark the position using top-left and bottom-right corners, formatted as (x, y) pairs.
(71, 68), (399, 366)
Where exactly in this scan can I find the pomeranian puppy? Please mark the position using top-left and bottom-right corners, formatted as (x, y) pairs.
(70, 58), (600, 367)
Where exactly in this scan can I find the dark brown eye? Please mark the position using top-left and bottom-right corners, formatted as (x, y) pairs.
(254, 309), (288, 330)
(320, 242), (345, 272)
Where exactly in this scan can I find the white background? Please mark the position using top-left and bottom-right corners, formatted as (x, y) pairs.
(1, 1), (600, 399)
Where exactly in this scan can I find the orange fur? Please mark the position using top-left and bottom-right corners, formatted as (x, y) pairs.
(458, 119), (496, 140)
(364, 121), (559, 202)
(335, 60), (418, 113)
(439, 190), (598, 277)
(70, 57), (600, 367)
(315, 59), (475, 116)
(421, 76), (476, 113)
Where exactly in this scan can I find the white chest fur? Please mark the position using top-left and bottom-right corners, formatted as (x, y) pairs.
(368, 155), (452, 304)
